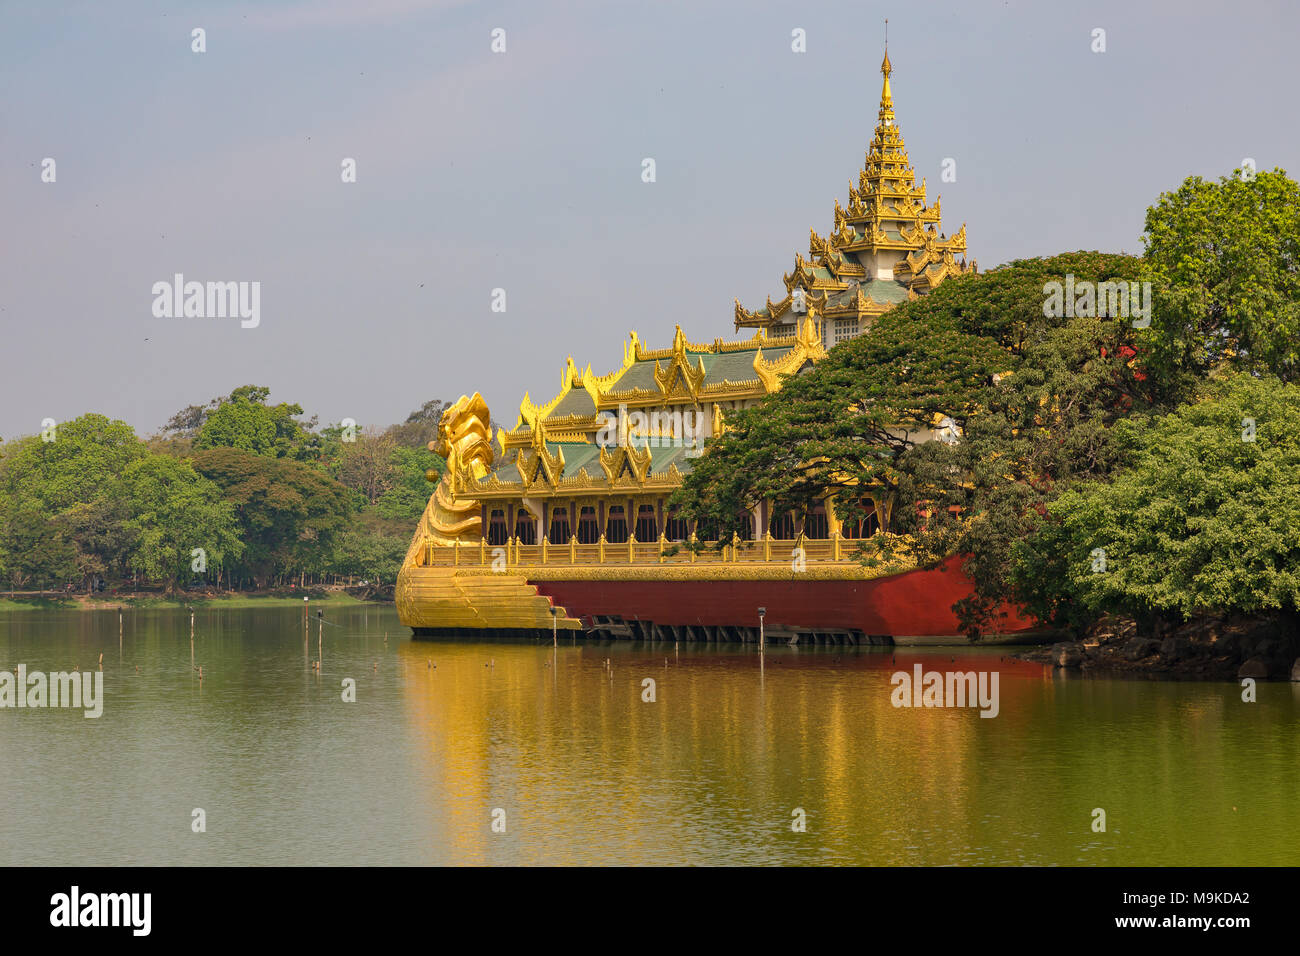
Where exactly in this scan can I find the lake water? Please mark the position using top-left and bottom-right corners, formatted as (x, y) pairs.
(2, 604), (1297, 866)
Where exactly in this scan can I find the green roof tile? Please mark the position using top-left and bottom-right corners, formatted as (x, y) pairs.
(544, 389), (596, 420)
(862, 278), (910, 303)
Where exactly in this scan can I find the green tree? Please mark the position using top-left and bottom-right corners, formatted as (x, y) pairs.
(0, 415), (145, 514)
(0, 503), (77, 592)
(328, 528), (409, 585)
(1142, 167), (1300, 383)
(1031, 374), (1300, 626)
(120, 455), (243, 591)
(672, 305), (1013, 546)
(192, 386), (321, 460)
(0, 415), (146, 590)
(194, 396), (277, 456)
(59, 496), (137, 589)
(374, 445), (443, 520)
(192, 447), (356, 587)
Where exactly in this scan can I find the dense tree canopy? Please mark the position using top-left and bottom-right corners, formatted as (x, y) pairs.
(0, 414), (146, 514)
(191, 447), (357, 588)
(0, 391), (451, 594)
(0, 415), (146, 591)
(1142, 167), (1300, 384)
(194, 386), (321, 460)
(1028, 375), (1300, 625)
(119, 455), (243, 589)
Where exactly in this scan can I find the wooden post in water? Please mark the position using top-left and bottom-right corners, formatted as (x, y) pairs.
(550, 605), (557, 648)
(758, 606), (766, 651)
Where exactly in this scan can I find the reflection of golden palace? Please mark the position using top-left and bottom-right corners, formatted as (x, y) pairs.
(393, 51), (1029, 643)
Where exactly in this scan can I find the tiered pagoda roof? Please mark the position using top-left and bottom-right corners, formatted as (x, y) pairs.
(735, 49), (975, 336)
(465, 315), (827, 498)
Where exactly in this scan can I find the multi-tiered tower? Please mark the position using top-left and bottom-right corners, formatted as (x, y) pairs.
(734, 50), (975, 347)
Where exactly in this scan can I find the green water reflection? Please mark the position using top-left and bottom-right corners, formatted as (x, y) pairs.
(1, 605), (1296, 865)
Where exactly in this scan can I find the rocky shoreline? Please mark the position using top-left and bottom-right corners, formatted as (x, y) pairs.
(1017, 612), (1300, 681)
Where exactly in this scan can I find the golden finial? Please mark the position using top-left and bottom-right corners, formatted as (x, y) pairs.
(879, 29), (893, 110)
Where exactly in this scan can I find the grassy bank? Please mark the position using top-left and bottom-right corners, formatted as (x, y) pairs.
(0, 592), (374, 612)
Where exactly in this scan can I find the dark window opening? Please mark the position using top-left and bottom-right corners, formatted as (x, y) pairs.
(577, 507), (600, 544)
(664, 509), (689, 542)
(487, 510), (509, 547)
(514, 512), (537, 545)
(606, 506), (628, 544)
(548, 511), (571, 543)
(634, 504), (658, 542)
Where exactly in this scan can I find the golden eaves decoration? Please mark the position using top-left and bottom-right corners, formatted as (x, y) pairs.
(651, 325), (708, 400)
(753, 311), (827, 391)
(599, 443), (652, 485)
(516, 422), (565, 488)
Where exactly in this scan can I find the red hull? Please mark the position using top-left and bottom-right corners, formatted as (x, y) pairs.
(531, 556), (1037, 639)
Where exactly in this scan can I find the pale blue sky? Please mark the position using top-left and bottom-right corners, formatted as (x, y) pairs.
(2, 0), (1297, 439)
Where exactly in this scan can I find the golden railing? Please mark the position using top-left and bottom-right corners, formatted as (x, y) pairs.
(420, 531), (871, 569)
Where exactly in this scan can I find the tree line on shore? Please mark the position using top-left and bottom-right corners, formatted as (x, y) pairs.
(0, 387), (453, 595)
(672, 168), (1300, 639)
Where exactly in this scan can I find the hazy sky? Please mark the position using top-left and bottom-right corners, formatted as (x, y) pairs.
(2, 0), (1297, 441)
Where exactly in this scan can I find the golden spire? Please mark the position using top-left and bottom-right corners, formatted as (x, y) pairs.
(878, 42), (894, 119)
(880, 20), (892, 105)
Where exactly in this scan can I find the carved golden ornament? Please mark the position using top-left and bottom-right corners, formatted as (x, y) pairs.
(517, 421), (565, 488)
(753, 311), (827, 391)
(583, 357), (630, 407)
(399, 391), (496, 581)
(636, 324), (716, 360)
(431, 393), (494, 492)
(809, 227), (824, 256)
(599, 443), (652, 484)
(711, 403), (725, 439)
(647, 325), (707, 401)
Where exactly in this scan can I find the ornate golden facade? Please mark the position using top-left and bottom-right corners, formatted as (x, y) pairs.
(396, 51), (977, 634)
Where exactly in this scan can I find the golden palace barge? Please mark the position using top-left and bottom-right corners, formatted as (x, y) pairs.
(395, 51), (1036, 644)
